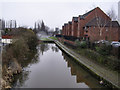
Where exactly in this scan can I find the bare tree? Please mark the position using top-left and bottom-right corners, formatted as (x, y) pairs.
(15, 20), (17, 28)
(94, 8), (110, 40)
(94, 8), (117, 41)
(38, 23), (40, 30)
(107, 7), (117, 21)
(34, 22), (36, 30)
(10, 20), (12, 29)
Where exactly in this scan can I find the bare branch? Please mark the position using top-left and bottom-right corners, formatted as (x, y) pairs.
(107, 7), (117, 21)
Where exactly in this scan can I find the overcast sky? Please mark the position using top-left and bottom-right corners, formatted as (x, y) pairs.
(0, 0), (120, 29)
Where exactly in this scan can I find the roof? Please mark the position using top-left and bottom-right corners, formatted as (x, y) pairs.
(79, 15), (84, 19)
(64, 23), (68, 26)
(85, 17), (120, 27)
(73, 17), (78, 22)
(68, 21), (72, 24)
(85, 17), (105, 27)
(79, 7), (97, 19)
(106, 21), (120, 27)
(2, 35), (13, 39)
(82, 8), (95, 17)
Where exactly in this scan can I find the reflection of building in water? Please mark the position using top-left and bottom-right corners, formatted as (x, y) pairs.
(62, 52), (102, 88)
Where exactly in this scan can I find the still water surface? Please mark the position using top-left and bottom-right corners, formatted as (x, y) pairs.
(12, 43), (104, 88)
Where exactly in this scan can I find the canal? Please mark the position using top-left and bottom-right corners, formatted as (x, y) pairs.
(12, 43), (106, 88)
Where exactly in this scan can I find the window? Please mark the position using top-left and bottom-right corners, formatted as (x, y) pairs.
(89, 27), (91, 30)
(106, 28), (108, 32)
(93, 26), (95, 31)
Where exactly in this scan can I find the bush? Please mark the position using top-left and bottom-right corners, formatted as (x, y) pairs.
(80, 41), (87, 48)
(75, 40), (87, 48)
(27, 35), (38, 51)
(12, 38), (29, 60)
(95, 44), (112, 56)
(106, 56), (120, 71)
(75, 39), (80, 46)
(2, 28), (38, 67)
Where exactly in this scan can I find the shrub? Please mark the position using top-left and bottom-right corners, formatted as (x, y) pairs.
(95, 44), (112, 56)
(27, 35), (38, 51)
(75, 39), (81, 46)
(12, 38), (29, 61)
(80, 41), (87, 48)
(75, 40), (87, 48)
(2, 28), (38, 67)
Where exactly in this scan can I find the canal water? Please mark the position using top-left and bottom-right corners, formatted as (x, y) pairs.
(12, 43), (105, 88)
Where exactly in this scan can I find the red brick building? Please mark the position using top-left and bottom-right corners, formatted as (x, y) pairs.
(78, 7), (111, 38)
(72, 17), (78, 37)
(62, 7), (120, 42)
(84, 18), (120, 42)
(68, 21), (72, 36)
(62, 26), (65, 35)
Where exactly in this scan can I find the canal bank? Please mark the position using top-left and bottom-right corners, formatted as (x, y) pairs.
(54, 40), (120, 89)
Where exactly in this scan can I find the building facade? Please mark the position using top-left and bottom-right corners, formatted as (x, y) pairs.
(84, 18), (120, 42)
(62, 7), (120, 42)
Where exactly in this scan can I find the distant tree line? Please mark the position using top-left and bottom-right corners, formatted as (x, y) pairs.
(34, 20), (49, 34)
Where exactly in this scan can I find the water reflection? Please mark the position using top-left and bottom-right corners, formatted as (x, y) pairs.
(12, 43), (107, 88)
(12, 69), (30, 88)
(51, 46), (59, 52)
(37, 43), (49, 55)
(62, 52), (104, 88)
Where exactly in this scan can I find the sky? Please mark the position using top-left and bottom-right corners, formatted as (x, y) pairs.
(0, 0), (120, 29)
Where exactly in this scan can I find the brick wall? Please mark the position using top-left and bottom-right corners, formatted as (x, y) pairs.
(62, 26), (64, 35)
(68, 22), (72, 36)
(85, 26), (120, 42)
(78, 7), (111, 39)
(72, 19), (78, 37)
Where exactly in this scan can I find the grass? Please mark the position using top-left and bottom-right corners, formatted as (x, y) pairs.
(40, 37), (50, 41)
(49, 37), (58, 40)
(40, 36), (58, 41)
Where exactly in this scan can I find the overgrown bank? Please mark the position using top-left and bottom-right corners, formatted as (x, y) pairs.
(55, 40), (120, 88)
(1, 28), (38, 89)
(69, 45), (120, 72)
(58, 38), (120, 72)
